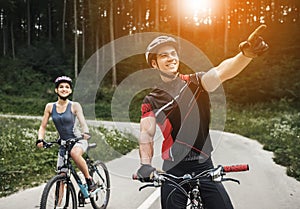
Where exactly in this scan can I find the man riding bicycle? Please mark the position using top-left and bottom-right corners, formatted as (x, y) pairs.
(136, 25), (268, 208)
(36, 76), (96, 192)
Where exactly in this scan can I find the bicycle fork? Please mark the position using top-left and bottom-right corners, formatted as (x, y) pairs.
(189, 180), (204, 209)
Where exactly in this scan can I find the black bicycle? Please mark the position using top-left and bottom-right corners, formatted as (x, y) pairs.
(39, 137), (110, 209)
(133, 164), (249, 209)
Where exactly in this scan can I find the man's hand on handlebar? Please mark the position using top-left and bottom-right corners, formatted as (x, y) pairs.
(136, 164), (156, 182)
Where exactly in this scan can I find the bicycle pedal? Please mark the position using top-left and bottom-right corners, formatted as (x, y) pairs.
(78, 198), (90, 207)
(89, 188), (101, 197)
(78, 191), (85, 207)
(78, 199), (85, 207)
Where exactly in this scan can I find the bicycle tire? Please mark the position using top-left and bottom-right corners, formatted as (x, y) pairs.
(40, 175), (77, 209)
(89, 161), (110, 209)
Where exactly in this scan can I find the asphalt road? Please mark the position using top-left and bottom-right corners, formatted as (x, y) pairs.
(0, 118), (300, 209)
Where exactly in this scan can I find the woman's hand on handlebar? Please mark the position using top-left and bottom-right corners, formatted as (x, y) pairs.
(81, 132), (92, 140)
(36, 139), (44, 148)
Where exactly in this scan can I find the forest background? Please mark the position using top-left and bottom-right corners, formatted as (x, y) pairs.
(0, 0), (299, 196)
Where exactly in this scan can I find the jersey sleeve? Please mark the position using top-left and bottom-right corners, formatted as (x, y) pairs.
(179, 72), (206, 91)
(141, 96), (155, 118)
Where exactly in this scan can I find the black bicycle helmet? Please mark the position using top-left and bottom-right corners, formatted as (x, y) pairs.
(54, 76), (73, 88)
(145, 36), (178, 66)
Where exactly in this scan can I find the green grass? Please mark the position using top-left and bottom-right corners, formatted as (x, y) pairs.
(0, 118), (57, 197)
(225, 99), (300, 181)
(1, 98), (299, 198)
(0, 117), (138, 197)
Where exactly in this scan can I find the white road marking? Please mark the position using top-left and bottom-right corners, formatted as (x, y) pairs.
(137, 189), (160, 209)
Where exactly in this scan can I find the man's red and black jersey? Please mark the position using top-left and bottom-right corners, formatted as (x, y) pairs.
(141, 72), (213, 161)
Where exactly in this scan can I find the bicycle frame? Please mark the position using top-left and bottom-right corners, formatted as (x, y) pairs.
(188, 179), (204, 208)
(44, 138), (94, 199)
(41, 137), (110, 209)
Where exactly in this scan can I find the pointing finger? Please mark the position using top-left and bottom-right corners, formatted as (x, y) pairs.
(248, 24), (267, 42)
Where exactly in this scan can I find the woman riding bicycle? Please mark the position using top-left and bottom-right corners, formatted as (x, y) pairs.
(36, 75), (96, 192)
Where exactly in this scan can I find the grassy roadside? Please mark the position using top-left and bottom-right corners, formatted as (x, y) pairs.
(0, 117), (138, 197)
(0, 99), (299, 197)
(225, 99), (300, 181)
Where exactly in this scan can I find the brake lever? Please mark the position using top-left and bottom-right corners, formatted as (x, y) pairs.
(139, 184), (155, 191)
(43, 142), (52, 148)
(222, 177), (240, 184)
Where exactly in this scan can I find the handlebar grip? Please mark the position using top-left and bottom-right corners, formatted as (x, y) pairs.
(132, 173), (154, 182)
(132, 173), (139, 180)
(223, 164), (249, 172)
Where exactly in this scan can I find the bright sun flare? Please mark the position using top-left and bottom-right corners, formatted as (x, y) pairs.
(185, 0), (211, 13)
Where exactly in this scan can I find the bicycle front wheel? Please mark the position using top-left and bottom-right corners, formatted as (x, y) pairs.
(40, 175), (77, 209)
(89, 161), (110, 209)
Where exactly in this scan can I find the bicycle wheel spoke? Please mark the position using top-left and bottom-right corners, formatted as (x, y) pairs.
(90, 161), (110, 209)
(40, 175), (77, 209)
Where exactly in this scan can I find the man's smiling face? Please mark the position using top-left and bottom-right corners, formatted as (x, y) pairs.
(151, 45), (180, 78)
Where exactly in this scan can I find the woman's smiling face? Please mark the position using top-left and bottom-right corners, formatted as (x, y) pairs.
(55, 82), (72, 99)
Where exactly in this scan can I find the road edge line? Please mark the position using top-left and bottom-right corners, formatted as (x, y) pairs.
(137, 189), (160, 209)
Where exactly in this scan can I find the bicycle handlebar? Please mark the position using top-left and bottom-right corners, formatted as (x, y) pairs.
(43, 137), (83, 149)
(132, 164), (249, 190)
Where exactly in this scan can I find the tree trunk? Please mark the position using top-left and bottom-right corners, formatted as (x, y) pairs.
(176, 0), (180, 37)
(48, 0), (52, 42)
(27, 0), (31, 46)
(224, 0), (229, 57)
(110, 0), (117, 87)
(88, 0), (95, 53)
(2, 22), (7, 56)
(74, 0), (78, 78)
(96, 21), (100, 82)
(155, 0), (159, 31)
(62, 0), (66, 53)
(10, 21), (15, 59)
(81, 14), (85, 62)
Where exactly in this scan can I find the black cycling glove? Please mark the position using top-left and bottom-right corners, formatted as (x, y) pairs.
(36, 139), (44, 147)
(137, 164), (156, 182)
(239, 24), (269, 58)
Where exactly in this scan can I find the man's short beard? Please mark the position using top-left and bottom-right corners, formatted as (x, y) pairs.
(159, 70), (179, 80)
